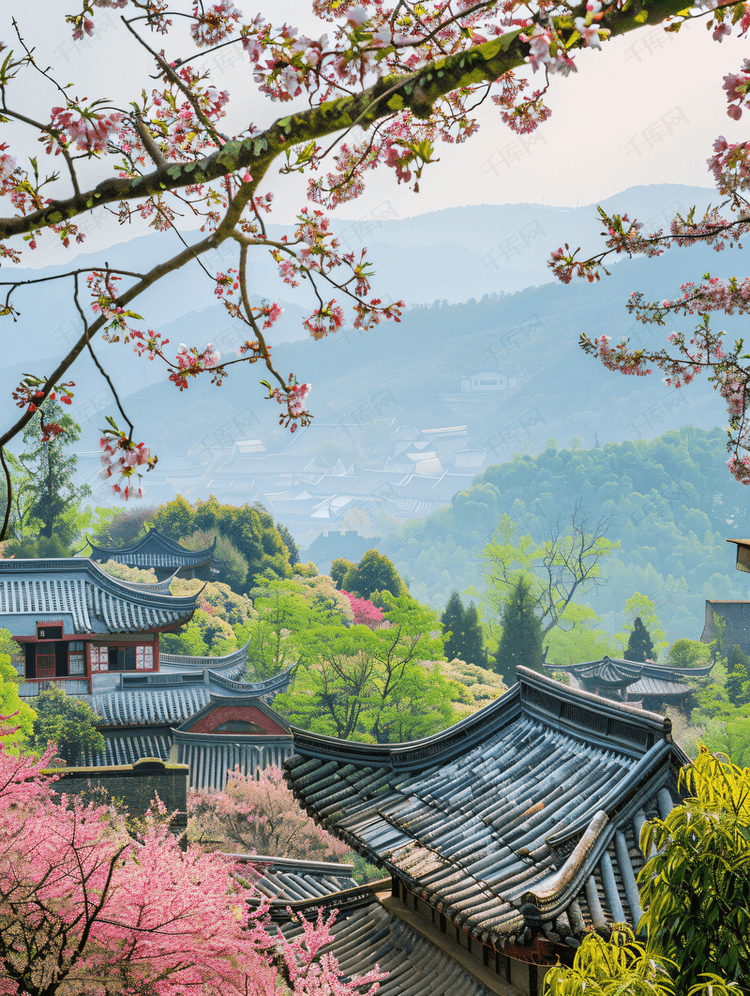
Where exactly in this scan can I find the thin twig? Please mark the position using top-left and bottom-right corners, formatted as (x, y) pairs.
(72, 274), (134, 439)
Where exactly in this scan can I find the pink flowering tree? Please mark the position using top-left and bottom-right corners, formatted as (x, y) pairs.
(188, 765), (351, 859)
(547, 15), (750, 484)
(0, 730), (382, 995)
(0, 0), (706, 524)
(342, 590), (384, 629)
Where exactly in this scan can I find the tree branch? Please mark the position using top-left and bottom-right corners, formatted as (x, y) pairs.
(0, 0), (691, 242)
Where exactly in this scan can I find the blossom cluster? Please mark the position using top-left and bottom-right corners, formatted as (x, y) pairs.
(50, 100), (123, 154)
(264, 378), (312, 432)
(99, 419), (157, 499)
(170, 342), (222, 389)
(342, 590), (384, 629)
(0, 734), (383, 996)
(11, 376), (74, 441)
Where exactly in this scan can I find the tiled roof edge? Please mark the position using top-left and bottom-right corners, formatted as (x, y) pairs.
(88, 527), (216, 563)
(0, 558), (201, 613)
(544, 655), (714, 680)
(519, 741), (683, 927)
(171, 728), (292, 745)
(289, 667), (672, 770)
(176, 693), (292, 733)
(518, 667), (671, 753)
(289, 682), (524, 769)
(228, 853), (357, 875)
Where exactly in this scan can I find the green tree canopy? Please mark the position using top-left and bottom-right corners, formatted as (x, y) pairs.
(342, 549), (406, 601)
(331, 558), (356, 590)
(441, 592), (465, 661)
(441, 592), (487, 669)
(483, 508), (617, 637)
(181, 529), (248, 594)
(7, 401), (91, 553)
(667, 638), (712, 670)
(726, 645), (750, 707)
(545, 750), (750, 996)
(153, 495), (290, 591)
(0, 652), (35, 754)
(276, 592), (450, 744)
(28, 686), (105, 765)
(275, 523), (300, 567)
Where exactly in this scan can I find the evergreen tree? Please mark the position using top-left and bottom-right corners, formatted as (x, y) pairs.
(13, 401), (91, 546)
(441, 592), (465, 661)
(624, 616), (655, 663)
(441, 593), (488, 668)
(493, 578), (543, 687)
(462, 602), (488, 669)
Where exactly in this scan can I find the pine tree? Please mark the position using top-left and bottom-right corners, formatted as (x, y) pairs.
(462, 602), (488, 669)
(624, 616), (655, 663)
(14, 401), (90, 546)
(441, 592), (465, 661)
(441, 594), (488, 668)
(493, 578), (543, 687)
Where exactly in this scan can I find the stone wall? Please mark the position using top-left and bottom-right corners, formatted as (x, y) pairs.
(48, 757), (189, 835)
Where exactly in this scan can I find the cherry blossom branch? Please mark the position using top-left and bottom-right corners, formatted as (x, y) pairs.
(121, 16), (225, 149)
(0, 0), (693, 242)
(0, 233), (222, 452)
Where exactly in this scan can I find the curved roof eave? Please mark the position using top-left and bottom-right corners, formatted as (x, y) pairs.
(87, 527), (216, 564)
(545, 655), (715, 681)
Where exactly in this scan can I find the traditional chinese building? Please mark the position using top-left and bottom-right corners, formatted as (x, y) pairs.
(1, 558), (201, 697)
(284, 667), (689, 996)
(543, 655), (712, 712)
(80, 652), (297, 788)
(86, 527), (218, 581)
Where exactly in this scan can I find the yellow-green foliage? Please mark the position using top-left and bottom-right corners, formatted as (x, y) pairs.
(170, 580), (257, 627)
(0, 653), (35, 753)
(300, 574), (354, 623)
(430, 658), (507, 718)
(97, 560), (161, 584)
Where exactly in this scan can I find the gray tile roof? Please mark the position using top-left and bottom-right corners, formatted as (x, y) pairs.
(94, 667), (297, 727)
(79, 729), (173, 766)
(284, 667), (689, 953)
(94, 683), (211, 727)
(277, 889), (501, 995)
(232, 854), (360, 903)
(88, 528), (216, 571)
(159, 640), (250, 680)
(173, 729), (293, 790)
(547, 655), (714, 684)
(0, 558), (199, 635)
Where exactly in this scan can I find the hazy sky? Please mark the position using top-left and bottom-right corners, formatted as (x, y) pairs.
(4, 1), (747, 266)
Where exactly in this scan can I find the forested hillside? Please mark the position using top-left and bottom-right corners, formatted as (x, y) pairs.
(380, 426), (750, 642)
